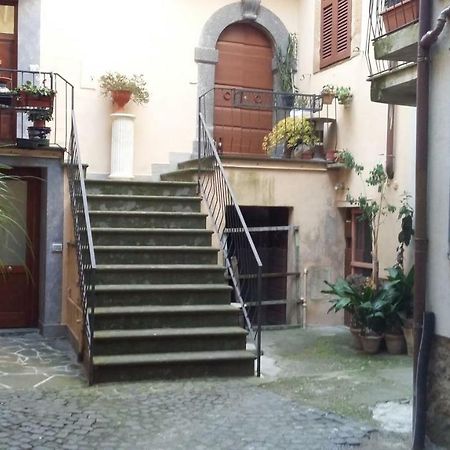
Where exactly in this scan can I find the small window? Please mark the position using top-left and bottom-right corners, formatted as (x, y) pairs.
(350, 209), (372, 276)
(320, 0), (352, 69)
(0, 6), (14, 35)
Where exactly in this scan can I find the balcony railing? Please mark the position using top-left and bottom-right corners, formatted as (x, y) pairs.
(366, 0), (419, 77)
(0, 69), (74, 150)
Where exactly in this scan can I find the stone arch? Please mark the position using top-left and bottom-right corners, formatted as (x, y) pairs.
(195, 2), (292, 98)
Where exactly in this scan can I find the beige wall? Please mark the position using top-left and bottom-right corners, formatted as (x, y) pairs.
(39, 0), (299, 177)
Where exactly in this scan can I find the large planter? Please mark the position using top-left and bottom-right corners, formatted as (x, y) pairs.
(402, 324), (414, 356)
(350, 327), (362, 350)
(360, 333), (384, 354)
(385, 333), (406, 355)
(16, 94), (54, 109)
(381, 0), (419, 33)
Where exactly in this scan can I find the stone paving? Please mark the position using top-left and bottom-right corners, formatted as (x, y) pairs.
(0, 330), (379, 450)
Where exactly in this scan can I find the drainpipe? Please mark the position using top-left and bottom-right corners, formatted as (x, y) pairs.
(413, 3), (450, 449)
(386, 104), (395, 179)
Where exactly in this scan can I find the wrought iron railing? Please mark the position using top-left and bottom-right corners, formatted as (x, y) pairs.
(0, 69), (74, 149)
(199, 87), (337, 160)
(366, 0), (419, 77)
(198, 110), (263, 376)
(67, 112), (96, 384)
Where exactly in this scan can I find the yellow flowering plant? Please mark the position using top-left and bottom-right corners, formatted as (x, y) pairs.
(262, 117), (319, 155)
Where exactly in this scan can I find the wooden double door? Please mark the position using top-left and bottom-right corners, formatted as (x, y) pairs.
(214, 23), (274, 156)
(0, 168), (41, 328)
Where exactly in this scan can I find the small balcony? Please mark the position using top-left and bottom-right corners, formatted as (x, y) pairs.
(0, 69), (73, 155)
(199, 88), (339, 163)
(366, 0), (419, 106)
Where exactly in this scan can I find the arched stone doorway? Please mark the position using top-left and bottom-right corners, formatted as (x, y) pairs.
(195, 2), (292, 154)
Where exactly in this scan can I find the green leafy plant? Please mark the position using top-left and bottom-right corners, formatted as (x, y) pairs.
(12, 81), (56, 97)
(335, 86), (352, 105)
(396, 193), (414, 267)
(276, 33), (298, 93)
(262, 117), (319, 156)
(321, 84), (336, 95)
(27, 110), (53, 123)
(99, 72), (149, 105)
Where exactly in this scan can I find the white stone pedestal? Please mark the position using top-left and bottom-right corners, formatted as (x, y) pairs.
(109, 113), (135, 179)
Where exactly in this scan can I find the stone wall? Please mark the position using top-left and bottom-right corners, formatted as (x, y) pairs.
(427, 334), (450, 448)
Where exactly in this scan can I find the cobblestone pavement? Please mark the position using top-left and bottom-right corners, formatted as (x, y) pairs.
(0, 331), (377, 449)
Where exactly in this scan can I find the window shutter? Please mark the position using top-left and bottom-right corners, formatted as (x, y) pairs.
(320, 0), (351, 69)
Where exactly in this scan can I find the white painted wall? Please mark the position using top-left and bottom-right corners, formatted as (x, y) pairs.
(427, 0), (450, 338)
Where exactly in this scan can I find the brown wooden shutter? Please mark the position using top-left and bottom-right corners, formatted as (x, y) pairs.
(320, 0), (351, 69)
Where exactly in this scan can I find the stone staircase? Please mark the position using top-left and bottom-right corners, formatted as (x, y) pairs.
(85, 179), (255, 383)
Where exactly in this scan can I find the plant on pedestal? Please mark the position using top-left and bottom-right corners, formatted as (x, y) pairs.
(99, 72), (149, 112)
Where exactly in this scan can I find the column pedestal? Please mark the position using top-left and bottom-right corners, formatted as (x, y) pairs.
(109, 113), (135, 179)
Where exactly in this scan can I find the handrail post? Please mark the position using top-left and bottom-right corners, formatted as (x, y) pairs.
(197, 96), (201, 195)
(256, 265), (262, 377)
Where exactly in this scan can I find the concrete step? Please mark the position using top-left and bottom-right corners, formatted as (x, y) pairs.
(87, 194), (201, 213)
(92, 305), (240, 330)
(92, 284), (232, 307)
(89, 211), (207, 229)
(95, 264), (226, 285)
(92, 350), (255, 383)
(160, 168), (197, 182)
(93, 327), (247, 355)
(91, 228), (213, 247)
(94, 246), (219, 265)
(85, 179), (197, 197)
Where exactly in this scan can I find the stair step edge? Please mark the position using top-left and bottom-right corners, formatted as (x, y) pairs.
(94, 284), (232, 292)
(92, 305), (238, 315)
(93, 350), (255, 366)
(94, 246), (219, 252)
(94, 327), (247, 339)
(95, 264), (225, 270)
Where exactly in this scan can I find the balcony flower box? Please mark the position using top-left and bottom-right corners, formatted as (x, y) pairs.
(381, 0), (419, 33)
(15, 93), (55, 109)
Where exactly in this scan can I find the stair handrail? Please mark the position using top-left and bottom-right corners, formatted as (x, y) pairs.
(67, 111), (96, 384)
(197, 109), (263, 377)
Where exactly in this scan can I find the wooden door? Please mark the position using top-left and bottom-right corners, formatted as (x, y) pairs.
(214, 23), (273, 156)
(0, 168), (41, 328)
(0, 1), (17, 143)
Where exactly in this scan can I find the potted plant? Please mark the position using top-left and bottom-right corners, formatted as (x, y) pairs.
(13, 81), (56, 108)
(336, 86), (352, 105)
(381, 0), (419, 33)
(321, 85), (336, 105)
(358, 290), (386, 354)
(275, 33), (298, 109)
(99, 72), (149, 112)
(26, 110), (52, 142)
(262, 117), (319, 159)
(322, 274), (368, 349)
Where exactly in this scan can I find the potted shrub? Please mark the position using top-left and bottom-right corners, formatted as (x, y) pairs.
(26, 110), (52, 142)
(322, 274), (368, 349)
(336, 86), (352, 105)
(13, 81), (56, 108)
(381, 0), (419, 33)
(262, 117), (319, 159)
(99, 72), (149, 112)
(275, 33), (298, 108)
(321, 85), (336, 105)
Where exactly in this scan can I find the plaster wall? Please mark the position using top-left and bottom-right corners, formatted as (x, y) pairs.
(223, 160), (345, 326)
(427, 0), (450, 338)
(38, 0), (299, 178)
(296, 0), (416, 276)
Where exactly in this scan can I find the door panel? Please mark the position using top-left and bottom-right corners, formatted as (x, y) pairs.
(214, 23), (273, 155)
(0, 168), (41, 328)
(0, 2), (17, 143)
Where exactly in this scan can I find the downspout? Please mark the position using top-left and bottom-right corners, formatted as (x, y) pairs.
(413, 3), (450, 449)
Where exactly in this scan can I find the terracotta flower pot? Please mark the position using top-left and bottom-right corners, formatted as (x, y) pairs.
(350, 327), (362, 350)
(326, 149), (337, 162)
(321, 92), (334, 105)
(360, 333), (384, 354)
(385, 333), (406, 354)
(402, 325), (414, 356)
(111, 90), (132, 112)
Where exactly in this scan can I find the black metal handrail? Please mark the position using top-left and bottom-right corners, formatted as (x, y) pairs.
(366, 0), (419, 77)
(198, 108), (263, 376)
(67, 112), (96, 384)
(0, 68), (74, 149)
